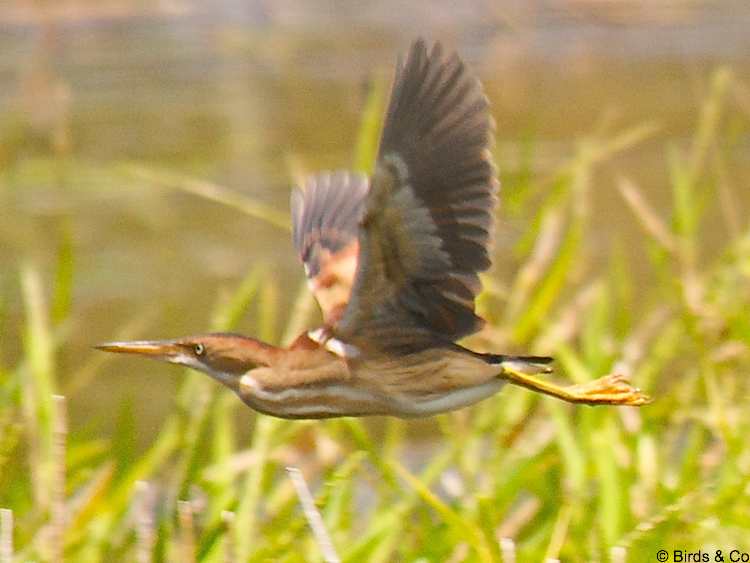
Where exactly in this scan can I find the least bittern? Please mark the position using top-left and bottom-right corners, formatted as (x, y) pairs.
(98, 39), (650, 418)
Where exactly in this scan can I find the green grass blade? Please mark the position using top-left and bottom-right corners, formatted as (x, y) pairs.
(353, 72), (387, 173)
(20, 265), (57, 513)
(122, 164), (291, 231)
(52, 224), (74, 327)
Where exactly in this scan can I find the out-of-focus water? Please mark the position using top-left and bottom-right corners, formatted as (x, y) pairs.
(1, 1), (749, 440)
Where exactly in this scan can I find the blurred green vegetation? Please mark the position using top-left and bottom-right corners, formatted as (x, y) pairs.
(2, 58), (750, 561)
(2, 4), (750, 559)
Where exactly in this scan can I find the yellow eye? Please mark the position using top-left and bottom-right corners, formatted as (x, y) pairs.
(194, 343), (205, 356)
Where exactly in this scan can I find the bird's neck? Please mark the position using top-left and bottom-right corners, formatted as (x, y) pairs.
(200, 335), (282, 391)
(232, 337), (282, 366)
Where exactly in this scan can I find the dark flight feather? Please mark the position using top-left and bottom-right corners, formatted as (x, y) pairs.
(337, 39), (498, 351)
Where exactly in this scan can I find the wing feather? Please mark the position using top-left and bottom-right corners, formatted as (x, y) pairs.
(336, 39), (497, 351)
(291, 172), (369, 324)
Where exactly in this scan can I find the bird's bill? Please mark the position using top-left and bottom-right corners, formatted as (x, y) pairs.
(94, 340), (181, 359)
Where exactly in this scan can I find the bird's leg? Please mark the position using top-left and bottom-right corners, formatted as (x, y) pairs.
(499, 364), (651, 406)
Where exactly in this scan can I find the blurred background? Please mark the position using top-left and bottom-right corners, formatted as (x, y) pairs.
(2, 0), (748, 438)
(2, 1), (750, 561)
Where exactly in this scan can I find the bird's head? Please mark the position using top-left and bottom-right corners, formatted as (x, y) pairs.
(95, 333), (276, 391)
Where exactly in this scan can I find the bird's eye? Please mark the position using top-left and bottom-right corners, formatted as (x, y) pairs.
(194, 343), (205, 356)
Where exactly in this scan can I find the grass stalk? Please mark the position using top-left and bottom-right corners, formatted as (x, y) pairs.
(134, 481), (155, 563)
(122, 165), (291, 231)
(177, 501), (196, 563)
(0, 509), (12, 563)
(286, 466), (340, 563)
(50, 395), (67, 563)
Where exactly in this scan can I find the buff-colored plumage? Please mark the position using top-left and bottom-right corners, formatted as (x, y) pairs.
(98, 39), (650, 419)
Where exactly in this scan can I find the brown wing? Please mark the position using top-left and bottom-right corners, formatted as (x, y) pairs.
(291, 171), (369, 324)
(336, 39), (497, 353)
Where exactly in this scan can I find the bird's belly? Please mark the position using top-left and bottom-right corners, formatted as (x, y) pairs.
(398, 379), (506, 417)
(237, 377), (505, 419)
(238, 353), (505, 419)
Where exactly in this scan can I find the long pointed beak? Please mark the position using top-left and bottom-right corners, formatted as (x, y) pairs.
(94, 340), (181, 359)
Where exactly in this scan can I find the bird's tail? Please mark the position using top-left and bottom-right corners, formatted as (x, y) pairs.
(480, 353), (554, 374)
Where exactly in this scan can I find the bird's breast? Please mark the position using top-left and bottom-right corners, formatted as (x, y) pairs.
(236, 356), (387, 419)
(237, 368), (391, 419)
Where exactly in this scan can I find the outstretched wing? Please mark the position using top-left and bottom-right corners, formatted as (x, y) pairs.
(336, 39), (497, 353)
(291, 171), (369, 324)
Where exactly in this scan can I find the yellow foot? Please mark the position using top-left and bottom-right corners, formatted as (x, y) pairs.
(562, 373), (652, 406)
(500, 365), (651, 407)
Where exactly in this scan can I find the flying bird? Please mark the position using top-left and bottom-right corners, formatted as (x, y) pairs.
(98, 39), (650, 418)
